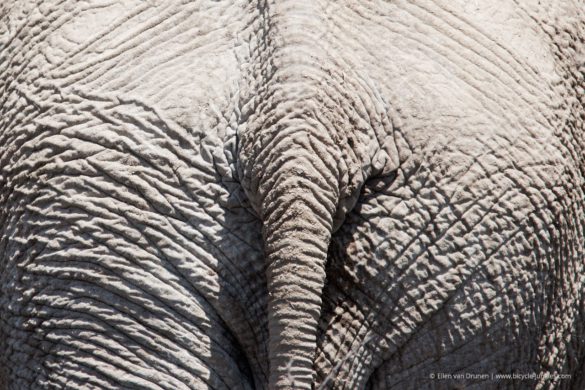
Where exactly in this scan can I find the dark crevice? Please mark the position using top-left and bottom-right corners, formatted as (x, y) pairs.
(359, 170), (399, 202)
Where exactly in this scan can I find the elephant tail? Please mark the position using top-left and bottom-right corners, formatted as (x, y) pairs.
(239, 117), (345, 388)
(262, 147), (338, 388)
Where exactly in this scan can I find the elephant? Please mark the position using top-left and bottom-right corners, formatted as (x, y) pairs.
(1, 0), (584, 388)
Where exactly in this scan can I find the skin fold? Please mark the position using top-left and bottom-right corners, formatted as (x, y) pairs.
(0, 0), (584, 389)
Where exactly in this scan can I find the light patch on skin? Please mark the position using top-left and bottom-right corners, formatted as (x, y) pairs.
(39, 1), (253, 145)
(43, 1), (146, 65)
(450, 0), (560, 76)
(52, 1), (132, 46)
(333, 0), (564, 154)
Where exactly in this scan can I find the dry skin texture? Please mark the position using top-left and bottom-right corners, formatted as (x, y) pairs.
(0, 0), (584, 389)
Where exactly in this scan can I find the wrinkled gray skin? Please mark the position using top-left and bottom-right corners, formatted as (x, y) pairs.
(1, 0), (584, 389)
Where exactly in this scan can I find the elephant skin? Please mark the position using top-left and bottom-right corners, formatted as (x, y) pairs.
(0, 0), (584, 389)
